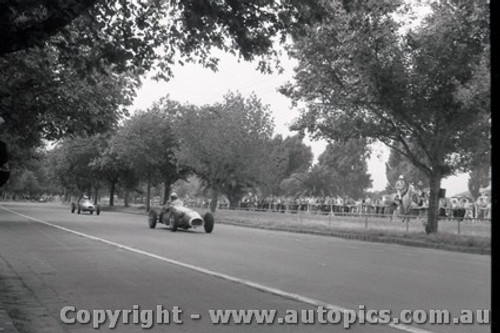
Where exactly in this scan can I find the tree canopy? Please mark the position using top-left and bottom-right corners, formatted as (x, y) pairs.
(280, 165), (335, 198)
(49, 135), (105, 198)
(262, 134), (313, 196)
(317, 139), (372, 199)
(111, 105), (182, 210)
(385, 148), (429, 192)
(0, 45), (135, 152)
(0, 0), (96, 56)
(175, 91), (274, 211)
(0, 0), (327, 172)
(1, 0), (327, 74)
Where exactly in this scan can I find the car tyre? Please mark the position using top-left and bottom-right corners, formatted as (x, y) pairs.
(148, 210), (157, 229)
(203, 212), (214, 233)
(77, 207), (81, 214)
(170, 214), (178, 232)
(90, 210), (93, 215)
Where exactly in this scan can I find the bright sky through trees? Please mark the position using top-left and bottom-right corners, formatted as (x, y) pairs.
(131, 51), (469, 196)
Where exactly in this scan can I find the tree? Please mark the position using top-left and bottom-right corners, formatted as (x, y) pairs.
(281, 0), (490, 233)
(0, 45), (136, 152)
(111, 104), (184, 211)
(280, 165), (335, 197)
(49, 135), (104, 200)
(176, 92), (274, 211)
(317, 139), (372, 199)
(116, 168), (142, 208)
(262, 134), (313, 196)
(468, 164), (490, 200)
(0, 148), (54, 200)
(89, 131), (133, 206)
(148, 99), (192, 204)
(385, 148), (429, 192)
(172, 175), (204, 199)
(280, 135), (313, 176)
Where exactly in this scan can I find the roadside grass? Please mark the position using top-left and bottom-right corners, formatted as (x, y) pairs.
(210, 209), (490, 251)
(102, 204), (491, 254)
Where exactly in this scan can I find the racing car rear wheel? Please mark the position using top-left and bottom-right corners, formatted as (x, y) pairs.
(148, 210), (157, 229)
(77, 207), (81, 214)
(203, 212), (214, 233)
(169, 214), (178, 232)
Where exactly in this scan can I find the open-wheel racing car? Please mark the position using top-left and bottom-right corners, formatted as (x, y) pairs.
(71, 198), (101, 215)
(148, 205), (214, 233)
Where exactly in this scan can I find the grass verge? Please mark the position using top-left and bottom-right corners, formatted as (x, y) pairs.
(112, 205), (491, 255)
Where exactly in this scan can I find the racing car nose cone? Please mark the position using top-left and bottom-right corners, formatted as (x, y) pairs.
(190, 217), (204, 226)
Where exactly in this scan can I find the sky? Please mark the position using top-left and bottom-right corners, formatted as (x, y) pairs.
(131, 52), (470, 196)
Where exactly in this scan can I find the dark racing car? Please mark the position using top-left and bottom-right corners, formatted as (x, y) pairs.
(148, 205), (214, 233)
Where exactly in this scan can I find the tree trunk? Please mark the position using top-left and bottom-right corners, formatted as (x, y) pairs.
(425, 172), (442, 234)
(210, 187), (219, 213)
(163, 182), (171, 205)
(93, 187), (99, 205)
(124, 189), (129, 207)
(228, 194), (243, 209)
(146, 175), (152, 212)
(109, 180), (116, 206)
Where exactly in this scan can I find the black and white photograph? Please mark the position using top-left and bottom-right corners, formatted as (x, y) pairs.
(0, 0), (491, 332)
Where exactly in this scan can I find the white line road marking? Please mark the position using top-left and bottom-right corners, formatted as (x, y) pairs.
(1, 206), (437, 333)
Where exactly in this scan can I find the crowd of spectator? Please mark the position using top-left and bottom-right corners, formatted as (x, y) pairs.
(440, 195), (491, 220)
(185, 194), (395, 216)
(183, 192), (491, 221)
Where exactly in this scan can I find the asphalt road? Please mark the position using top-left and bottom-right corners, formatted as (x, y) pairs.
(0, 202), (491, 333)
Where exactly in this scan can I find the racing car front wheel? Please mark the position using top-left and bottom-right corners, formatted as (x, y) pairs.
(148, 210), (157, 229)
(169, 214), (178, 232)
(203, 212), (214, 233)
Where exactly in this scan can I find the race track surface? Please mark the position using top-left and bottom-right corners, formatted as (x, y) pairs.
(0, 202), (490, 333)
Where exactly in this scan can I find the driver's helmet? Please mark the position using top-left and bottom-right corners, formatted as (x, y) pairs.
(398, 175), (405, 180)
(170, 192), (178, 200)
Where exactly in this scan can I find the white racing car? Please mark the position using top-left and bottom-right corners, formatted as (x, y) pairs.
(148, 205), (214, 233)
(71, 198), (101, 215)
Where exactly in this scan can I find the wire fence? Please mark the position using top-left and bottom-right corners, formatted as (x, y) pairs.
(184, 202), (491, 238)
